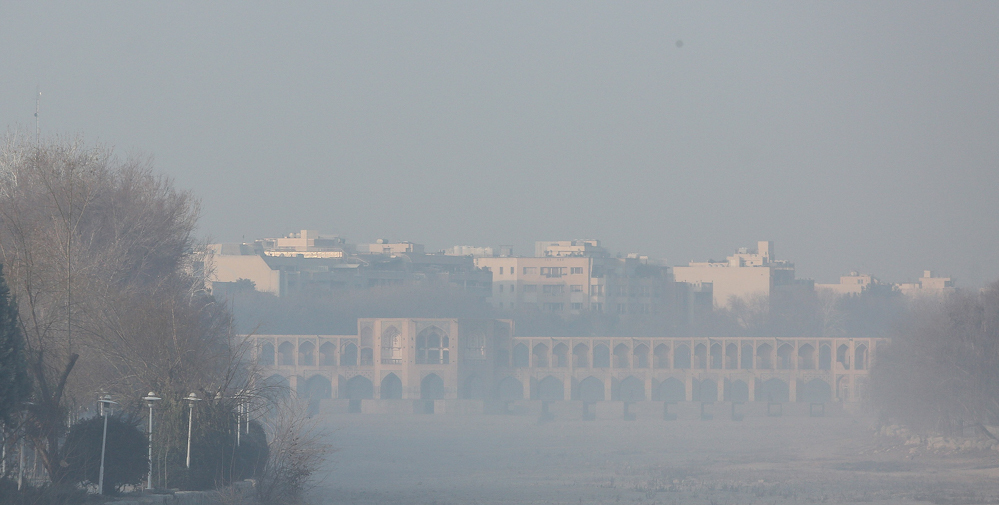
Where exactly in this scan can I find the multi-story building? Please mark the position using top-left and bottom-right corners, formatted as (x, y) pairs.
(474, 240), (681, 316)
(209, 230), (491, 298)
(815, 272), (879, 296)
(816, 270), (956, 298)
(252, 317), (881, 416)
(443, 245), (514, 257)
(898, 271), (956, 297)
(673, 241), (806, 308)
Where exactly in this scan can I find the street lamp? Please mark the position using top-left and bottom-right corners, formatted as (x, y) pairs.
(97, 395), (118, 495)
(234, 393), (243, 447)
(142, 392), (161, 490)
(183, 393), (202, 469)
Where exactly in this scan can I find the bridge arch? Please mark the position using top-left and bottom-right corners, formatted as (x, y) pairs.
(381, 373), (403, 399)
(574, 376), (605, 402)
(319, 342), (336, 366)
(341, 343), (358, 366)
(798, 344), (815, 370)
(725, 379), (749, 402)
(694, 343), (708, 369)
(674, 344), (691, 369)
(819, 344), (832, 370)
(855, 344), (868, 370)
(278, 341), (295, 366)
(497, 376), (524, 400)
(710, 343), (723, 369)
(420, 373), (445, 400)
(573, 344), (589, 368)
(593, 344), (610, 368)
(725, 343), (738, 369)
(299, 374), (331, 400)
(802, 378), (832, 403)
(693, 378), (717, 402)
(258, 342), (275, 366)
(656, 377), (686, 402)
(553, 343), (569, 367)
(298, 340), (316, 366)
(513, 343), (530, 368)
(740, 342), (754, 369)
(613, 344), (630, 368)
(341, 375), (373, 400)
(634, 344), (650, 368)
(759, 378), (789, 403)
(756, 343), (773, 369)
(533, 343), (550, 368)
(536, 376), (565, 401)
(653, 344), (670, 368)
(615, 376), (645, 402)
(776, 343), (794, 370)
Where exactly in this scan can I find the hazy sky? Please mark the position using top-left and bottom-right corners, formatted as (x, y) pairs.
(2, 2), (997, 285)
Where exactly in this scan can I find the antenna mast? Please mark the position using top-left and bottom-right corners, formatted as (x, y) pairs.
(35, 87), (40, 145)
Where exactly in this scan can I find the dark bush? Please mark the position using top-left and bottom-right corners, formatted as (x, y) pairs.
(185, 400), (268, 490)
(63, 414), (148, 494)
(0, 478), (87, 505)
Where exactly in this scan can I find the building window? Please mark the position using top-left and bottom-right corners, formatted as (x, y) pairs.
(591, 303), (602, 311)
(464, 332), (486, 360)
(499, 267), (504, 275)
(570, 285), (583, 292)
(571, 303), (582, 310)
(590, 285), (602, 296)
(523, 284), (537, 293)
(523, 267), (537, 275)
(571, 267), (583, 275)
(540, 267), (565, 278)
(543, 303), (564, 312)
(542, 284), (565, 295)
(416, 327), (450, 365)
(510, 284), (514, 293)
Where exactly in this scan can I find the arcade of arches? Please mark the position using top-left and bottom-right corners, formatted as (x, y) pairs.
(255, 318), (879, 406)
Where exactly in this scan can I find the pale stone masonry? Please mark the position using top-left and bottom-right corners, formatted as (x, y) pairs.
(253, 318), (879, 414)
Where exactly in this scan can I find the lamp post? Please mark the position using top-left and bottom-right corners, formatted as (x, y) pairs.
(142, 392), (161, 490)
(184, 393), (201, 469)
(234, 394), (243, 447)
(97, 395), (118, 495)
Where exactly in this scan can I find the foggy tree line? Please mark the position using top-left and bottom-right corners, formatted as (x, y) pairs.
(871, 282), (999, 433)
(0, 135), (326, 503)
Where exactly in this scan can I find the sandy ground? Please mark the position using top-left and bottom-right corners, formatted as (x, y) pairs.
(310, 410), (999, 505)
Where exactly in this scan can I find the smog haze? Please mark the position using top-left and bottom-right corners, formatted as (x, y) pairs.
(2, 2), (998, 285)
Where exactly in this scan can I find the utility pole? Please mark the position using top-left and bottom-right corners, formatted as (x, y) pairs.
(34, 87), (40, 146)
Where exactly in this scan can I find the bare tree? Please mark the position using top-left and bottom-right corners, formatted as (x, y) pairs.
(0, 134), (205, 482)
(871, 282), (999, 433)
(254, 399), (334, 505)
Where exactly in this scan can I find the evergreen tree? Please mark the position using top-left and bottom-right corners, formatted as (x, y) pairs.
(0, 263), (30, 425)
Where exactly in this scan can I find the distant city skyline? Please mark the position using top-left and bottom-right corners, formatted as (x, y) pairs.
(220, 228), (961, 287)
(2, 3), (997, 286)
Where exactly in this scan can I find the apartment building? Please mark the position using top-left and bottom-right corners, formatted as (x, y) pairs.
(209, 230), (491, 298)
(673, 241), (803, 308)
(475, 240), (681, 316)
(898, 270), (956, 297)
